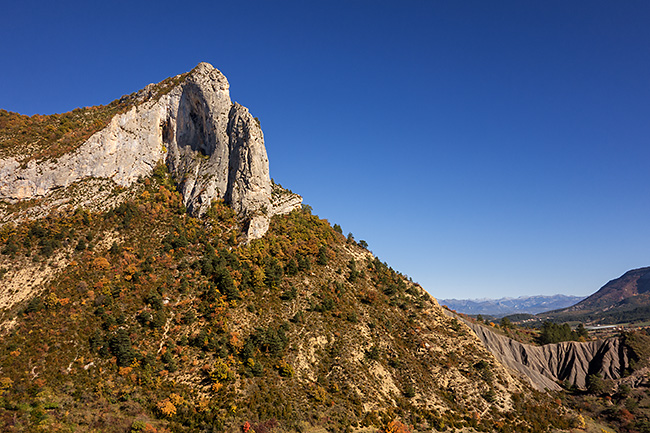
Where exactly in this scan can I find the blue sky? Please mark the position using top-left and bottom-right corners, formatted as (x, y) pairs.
(2, 1), (650, 299)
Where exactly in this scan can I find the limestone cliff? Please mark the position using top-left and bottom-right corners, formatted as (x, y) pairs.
(0, 62), (301, 239)
(466, 320), (629, 391)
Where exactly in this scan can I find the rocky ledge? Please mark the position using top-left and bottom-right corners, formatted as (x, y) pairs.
(0, 63), (301, 239)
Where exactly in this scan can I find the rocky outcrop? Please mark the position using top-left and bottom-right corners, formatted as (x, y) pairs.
(0, 62), (297, 240)
(466, 321), (629, 391)
(271, 183), (303, 217)
(225, 103), (272, 239)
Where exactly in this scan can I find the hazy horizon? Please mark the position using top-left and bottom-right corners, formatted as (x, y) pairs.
(439, 293), (587, 302)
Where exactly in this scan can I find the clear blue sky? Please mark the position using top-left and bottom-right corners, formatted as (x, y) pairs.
(2, 1), (650, 300)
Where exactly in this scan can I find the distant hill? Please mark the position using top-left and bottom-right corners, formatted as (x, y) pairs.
(539, 266), (650, 324)
(440, 294), (585, 317)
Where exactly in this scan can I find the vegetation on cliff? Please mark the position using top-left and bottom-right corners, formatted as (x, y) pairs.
(0, 72), (188, 164)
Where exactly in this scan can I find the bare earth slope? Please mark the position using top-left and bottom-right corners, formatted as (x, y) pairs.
(466, 320), (629, 391)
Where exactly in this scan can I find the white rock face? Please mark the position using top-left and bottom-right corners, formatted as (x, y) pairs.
(0, 62), (301, 239)
(271, 183), (304, 216)
(0, 98), (171, 200)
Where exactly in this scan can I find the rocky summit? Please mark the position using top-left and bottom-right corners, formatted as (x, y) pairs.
(0, 62), (301, 240)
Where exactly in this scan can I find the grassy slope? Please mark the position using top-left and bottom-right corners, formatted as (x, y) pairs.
(0, 169), (576, 433)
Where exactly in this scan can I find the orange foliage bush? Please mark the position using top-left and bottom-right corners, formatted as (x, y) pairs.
(382, 420), (411, 433)
(92, 257), (111, 270)
(156, 398), (177, 417)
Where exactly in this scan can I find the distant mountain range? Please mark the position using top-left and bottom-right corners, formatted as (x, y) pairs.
(439, 294), (586, 317)
(451, 267), (650, 325)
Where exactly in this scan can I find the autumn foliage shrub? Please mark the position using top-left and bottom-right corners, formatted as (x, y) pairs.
(382, 420), (412, 433)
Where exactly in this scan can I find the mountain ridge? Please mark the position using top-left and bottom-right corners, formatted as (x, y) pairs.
(0, 64), (578, 432)
(536, 266), (650, 325)
(563, 267), (650, 312)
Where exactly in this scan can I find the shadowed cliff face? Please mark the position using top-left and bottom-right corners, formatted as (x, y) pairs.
(465, 321), (629, 391)
(164, 63), (272, 232)
(225, 103), (272, 239)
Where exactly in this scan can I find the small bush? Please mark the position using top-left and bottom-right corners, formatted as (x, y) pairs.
(276, 360), (294, 378)
(280, 286), (297, 301)
(365, 345), (380, 361)
(109, 329), (136, 367)
(317, 245), (328, 265)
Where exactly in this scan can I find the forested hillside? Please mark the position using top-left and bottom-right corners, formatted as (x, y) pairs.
(0, 166), (575, 433)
